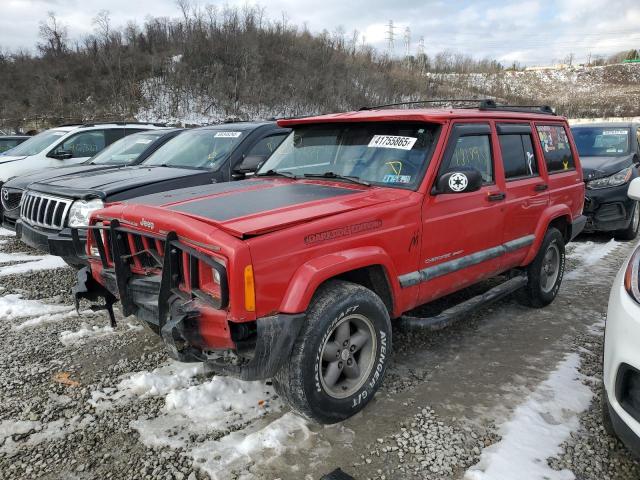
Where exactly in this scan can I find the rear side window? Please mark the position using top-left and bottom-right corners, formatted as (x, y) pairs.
(52, 130), (107, 158)
(499, 134), (538, 179)
(536, 125), (575, 173)
(105, 128), (126, 146)
(442, 135), (494, 185)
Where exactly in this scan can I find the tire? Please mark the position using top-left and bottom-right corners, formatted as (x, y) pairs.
(517, 227), (565, 308)
(274, 280), (392, 424)
(614, 201), (639, 241)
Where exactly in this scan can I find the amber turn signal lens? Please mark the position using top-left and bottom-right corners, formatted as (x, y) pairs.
(244, 265), (256, 312)
(624, 247), (640, 304)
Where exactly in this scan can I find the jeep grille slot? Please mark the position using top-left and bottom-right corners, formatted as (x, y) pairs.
(101, 229), (164, 273)
(20, 191), (73, 230)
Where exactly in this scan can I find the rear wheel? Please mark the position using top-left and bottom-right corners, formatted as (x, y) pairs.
(518, 227), (565, 307)
(614, 201), (639, 241)
(274, 280), (391, 424)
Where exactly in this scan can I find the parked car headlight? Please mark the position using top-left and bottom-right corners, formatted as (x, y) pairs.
(68, 199), (104, 228)
(625, 245), (640, 304)
(587, 167), (633, 189)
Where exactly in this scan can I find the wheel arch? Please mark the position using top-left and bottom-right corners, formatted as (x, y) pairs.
(522, 206), (572, 265)
(278, 246), (400, 317)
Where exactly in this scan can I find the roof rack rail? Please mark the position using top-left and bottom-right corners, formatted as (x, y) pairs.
(479, 99), (556, 115)
(359, 99), (486, 111)
(56, 121), (167, 128)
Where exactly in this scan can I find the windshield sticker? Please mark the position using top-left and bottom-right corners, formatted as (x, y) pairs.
(214, 131), (242, 138)
(382, 174), (412, 184)
(602, 130), (627, 136)
(368, 135), (417, 150)
(135, 139), (153, 144)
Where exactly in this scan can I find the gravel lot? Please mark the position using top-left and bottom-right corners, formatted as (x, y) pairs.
(0, 228), (639, 480)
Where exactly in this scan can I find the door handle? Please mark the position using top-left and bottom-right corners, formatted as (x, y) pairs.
(487, 192), (506, 202)
(534, 183), (548, 192)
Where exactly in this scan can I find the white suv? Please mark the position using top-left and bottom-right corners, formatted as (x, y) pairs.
(0, 122), (165, 186)
(603, 177), (640, 456)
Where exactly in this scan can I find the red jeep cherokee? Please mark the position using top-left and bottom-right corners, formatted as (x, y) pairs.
(75, 101), (586, 423)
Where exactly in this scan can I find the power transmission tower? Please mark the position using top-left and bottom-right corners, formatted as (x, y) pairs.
(417, 36), (425, 57)
(386, 20), (395, 55)
(404, 27), (411, 57)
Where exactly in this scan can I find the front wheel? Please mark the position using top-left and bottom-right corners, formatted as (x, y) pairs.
(518, 227), (565, 308)
(614, 201), (639, 241)
(274, 280), (392, 424)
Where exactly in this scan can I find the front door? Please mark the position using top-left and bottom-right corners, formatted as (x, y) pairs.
(417, 122), (506, 306)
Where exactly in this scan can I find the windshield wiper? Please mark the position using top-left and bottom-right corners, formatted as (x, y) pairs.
(256, 169), (298, 179)
(303, 172), (370, 186)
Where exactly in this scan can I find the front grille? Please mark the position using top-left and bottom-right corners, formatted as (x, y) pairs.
(21, 191), (73, 230)
(92, 223), (228, 313)
(1, 187), (22, 211)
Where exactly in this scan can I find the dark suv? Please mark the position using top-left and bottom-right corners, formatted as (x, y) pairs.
(571, 122), (640, 240)
(18, 122), (289, 266)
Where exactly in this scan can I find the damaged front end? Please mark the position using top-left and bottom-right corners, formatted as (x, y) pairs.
(71, 221), (302, 381)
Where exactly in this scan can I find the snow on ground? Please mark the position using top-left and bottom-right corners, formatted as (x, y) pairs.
(464, 352), (593, 480)
(565, 239), (621, 280)
(0, 294), (73, 321)
(0, 254), (67, 276)
(87, 360), (311, 479)
(0, 227), (16, 237)
(59, 322), (142, 345)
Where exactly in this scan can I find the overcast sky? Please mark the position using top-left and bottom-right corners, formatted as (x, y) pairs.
(2, 0), (639, 65)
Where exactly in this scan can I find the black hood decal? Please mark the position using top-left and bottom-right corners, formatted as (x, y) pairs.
(168, 183), (357, 221)
(131, 180), (272, 206)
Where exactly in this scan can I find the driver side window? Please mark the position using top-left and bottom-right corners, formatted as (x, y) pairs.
(52, 131), (106, 158)
(440, 134), (494, 185)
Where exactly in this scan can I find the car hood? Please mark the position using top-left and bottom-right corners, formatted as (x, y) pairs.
(129, 178), (411, 238)
(0, 155), (28, 165)
(28, 165), (204, 199)
(3, 164), (118, 190)
(581, 154), (634, 180)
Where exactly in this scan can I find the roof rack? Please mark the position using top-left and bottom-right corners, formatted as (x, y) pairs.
(57, 121), (167, 128)
(479, 99), (556, 115)
(359, 99), (485, 111)
(359, 98), (556, 116)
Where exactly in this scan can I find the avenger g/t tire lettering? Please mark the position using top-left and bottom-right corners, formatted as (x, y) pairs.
(274, 280), (392, 424)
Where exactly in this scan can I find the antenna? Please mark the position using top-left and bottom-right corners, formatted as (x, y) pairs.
(404, 27), (411, 57)
(385, 20), (395, 55)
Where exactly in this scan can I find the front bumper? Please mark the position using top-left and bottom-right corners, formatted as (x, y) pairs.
(584, 182), (637, 232)
(18, 221), (87, 266)
(604, 253), (640, 457)
(1, 207), (19, 232)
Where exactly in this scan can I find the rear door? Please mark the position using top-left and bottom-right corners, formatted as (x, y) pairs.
(534, 123), (583, 220)
(497, 123), (549, 268)
(417, 122), (505, 305)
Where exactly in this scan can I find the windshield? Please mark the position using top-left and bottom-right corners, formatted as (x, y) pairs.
(258, 122), (439, 188)
(90, 132), (165, 165)
(143, 129), (246, 169)
(571, 127), (631, 157)
(2, 129), (67, 157)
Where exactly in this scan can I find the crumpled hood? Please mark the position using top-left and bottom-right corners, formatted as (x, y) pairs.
(581, 154), (634, 180)
(29, 165), (204, 199)
(0, 155), (27, 165)
(128, 178), (411, 238)
(3, 164), (117, 190)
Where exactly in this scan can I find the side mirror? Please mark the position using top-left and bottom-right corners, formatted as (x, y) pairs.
(436, 169), (483, 194)
(234, 155), (267, 174)
(49, 150), (73, 160)
(629, 177), (640, 201)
